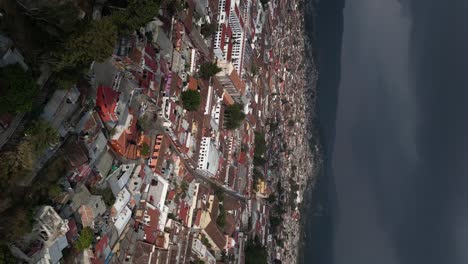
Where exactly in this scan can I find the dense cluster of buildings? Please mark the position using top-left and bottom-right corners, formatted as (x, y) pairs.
(2, 0), (313, 263)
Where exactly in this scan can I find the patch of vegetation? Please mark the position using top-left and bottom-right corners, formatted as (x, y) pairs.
(75, 227), (94, 250)
(90, 187), (115, 207)
(137, 115), (150, 131)
(253, 132), (267, 166)
(198, 62), (221, 79)
(110, 0), (160, 34)
(26, 120), (59, 152)
(4, 207), (35, 241)
(181, 90), (202, 111)
(201, 23), (217, 38)
(201, 237), (212, 249)
(48, 184), (63, 201)
(245, 236), (267, 264)
(213, 185), (225, 202)
(140, 142), (150, 156)
(224, 103), (246, 130)
(0, 64), (39, 113)
(54, 17), (117, 71)
(216, 204), (226, 228)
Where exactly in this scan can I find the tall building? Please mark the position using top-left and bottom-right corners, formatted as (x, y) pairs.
(215, 60), (246, 104)
(213, 0), (247, 77)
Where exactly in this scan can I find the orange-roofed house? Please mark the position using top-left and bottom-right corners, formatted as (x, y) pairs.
(96, 85), (120, 123)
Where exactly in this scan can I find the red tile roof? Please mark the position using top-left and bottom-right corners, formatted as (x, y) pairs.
(178, 202), (190, 226)
(96, 85), (119, 123)
(188, 77), (198, 91)
(143, 206), (160, 244)
(92, 235), (109, 264)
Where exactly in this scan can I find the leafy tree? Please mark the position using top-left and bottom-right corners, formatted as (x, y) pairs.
(181, 90), (201, 111)
(48, 184), (62, 201)
(224, 103), (246, 130)
(5, 207), (35, 241)
(0, 64), (39, 113)
(201, 23), (217, 38)
(19, 1), (82, 37)
(201, 237), (212, 249)
(213, 185), (224, 202)
(26, 121), (59, 152)
(245, 236), (267, 264)
(56, 17), (117, 70)
(75, 227), (94, 250)
(253, 132), (266, 166)
(216, 207), (226, 227)
(198, 62), (221, 79)
(140, 142), (150, 156)
(90, 187), (115, 207)
(111, 0), (159, 34)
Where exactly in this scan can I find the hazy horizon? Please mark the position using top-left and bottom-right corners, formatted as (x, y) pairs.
(304, 0), (468, 263)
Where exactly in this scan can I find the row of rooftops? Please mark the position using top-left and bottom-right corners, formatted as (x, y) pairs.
(8, 0), (287, 263)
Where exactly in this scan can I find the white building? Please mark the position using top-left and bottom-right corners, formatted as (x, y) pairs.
(31, 206), (70, 264)
(197, 137), (220, 176)
(213, 0), (247, 76)
(106, 163), (137, 196)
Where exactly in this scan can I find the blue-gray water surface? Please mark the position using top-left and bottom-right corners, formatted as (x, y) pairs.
(302, 0), (468, 263)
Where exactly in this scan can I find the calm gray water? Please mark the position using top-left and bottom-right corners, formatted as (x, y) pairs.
(303, 0), (468, 263)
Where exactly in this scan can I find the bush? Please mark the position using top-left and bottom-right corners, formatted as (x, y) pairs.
(181, 90), (201, 111)
(0, 64), (39, 113)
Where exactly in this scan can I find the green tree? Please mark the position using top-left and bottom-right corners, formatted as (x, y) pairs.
(198, 62), (221, 79)
(26, 121), (59, 152)
(90, 187), (115, 207)
(213, 185), (225, 202)
(75, 227), (94, 250)
(140, 142), (150, 156)
(200, 23), (217, 38)
(20, 1), (82, 37)
(111, 0), (160, 34)
(48, 184), (62, 201)
(224, 103), (246, 130)
(253, 132), (267, 166)
(5, 207), (35, 241)
(181, 90), (201, 111)
(0, 64), (39, 113)
(245, 236), (267, 264)
(56, 17), (117, 70)
(216, 207), (226, 227)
